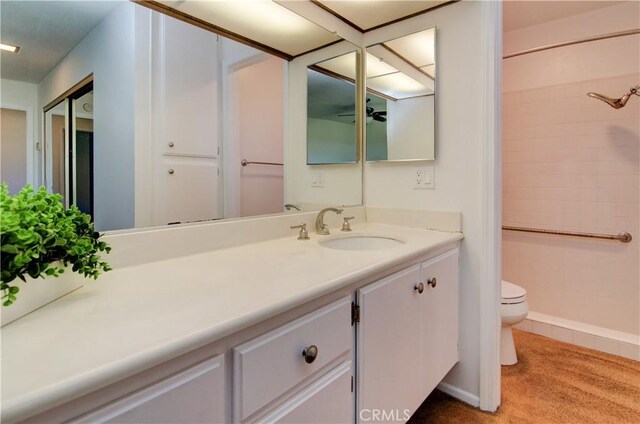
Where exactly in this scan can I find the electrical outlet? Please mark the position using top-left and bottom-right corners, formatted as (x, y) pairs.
(414, 167), (434, 189)
(311, 170), (325, 188)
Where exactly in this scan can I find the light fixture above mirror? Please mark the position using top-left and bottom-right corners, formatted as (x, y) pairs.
(145, 0), (343, 59)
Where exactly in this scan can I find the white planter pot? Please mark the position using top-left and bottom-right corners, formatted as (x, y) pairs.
(1, 268), (83, 327)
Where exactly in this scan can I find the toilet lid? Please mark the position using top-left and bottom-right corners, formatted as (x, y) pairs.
(502, 280), (526, 301)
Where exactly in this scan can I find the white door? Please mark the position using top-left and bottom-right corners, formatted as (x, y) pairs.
(422, 249), (460, 394)
(160, 15), (219, 158)
(357, 265), (424, 422)
(0, 108), (28, 194)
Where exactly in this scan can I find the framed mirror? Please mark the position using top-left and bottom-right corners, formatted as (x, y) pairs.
(0, 0), (363, 233)
(306, 51), (359, 165)
(365, 27), (436, 162)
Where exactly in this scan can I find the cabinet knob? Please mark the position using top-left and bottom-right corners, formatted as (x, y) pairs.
(168, 142), (175, 148)
(414, 282), (424, 294)
(428, 277), (437, 288)
(302, 345), (318, 364)
(168, 169), (175, 175)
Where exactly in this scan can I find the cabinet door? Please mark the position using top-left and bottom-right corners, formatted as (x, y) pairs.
(357, 265), (424, 422)
(163, 158), (220, 224)
(422, 248), (460, 394)
(259, 361), (353, 424)
(160, 15), (219, 158)
(74, 355), (226, 424)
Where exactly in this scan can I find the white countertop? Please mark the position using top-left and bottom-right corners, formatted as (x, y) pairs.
(1, 223), (462, 422)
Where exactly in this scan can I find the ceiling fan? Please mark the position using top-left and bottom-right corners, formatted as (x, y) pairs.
(338, 98), (387, 122)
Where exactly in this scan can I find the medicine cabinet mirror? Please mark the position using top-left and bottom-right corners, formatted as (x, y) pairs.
(365, 27), (436, 162)
(307, 51), (359, 165)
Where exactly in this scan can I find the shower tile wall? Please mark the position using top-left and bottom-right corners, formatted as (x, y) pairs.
(502, 73), (640, 336)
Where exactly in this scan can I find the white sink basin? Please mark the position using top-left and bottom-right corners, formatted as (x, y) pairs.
(318, 234), (405, 251)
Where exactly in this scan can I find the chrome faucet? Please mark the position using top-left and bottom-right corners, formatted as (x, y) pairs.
(315, 207), (344, 235)
(284, 203), (302, 211)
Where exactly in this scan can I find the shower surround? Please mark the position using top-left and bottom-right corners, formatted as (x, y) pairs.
(502, 2), (639, 360)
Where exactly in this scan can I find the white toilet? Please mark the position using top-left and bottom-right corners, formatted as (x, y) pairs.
(501, 280), (528, 365)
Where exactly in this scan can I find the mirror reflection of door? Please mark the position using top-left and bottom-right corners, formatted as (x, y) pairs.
(229, 56), (285, 218)
(45, 102), (68, 203)
(0, 108), (27, 194)
(43, 81), (93, 217)
(72, 89), (94, 218)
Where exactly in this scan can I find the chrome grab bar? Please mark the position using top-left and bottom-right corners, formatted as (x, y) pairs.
(502, 226), (632, 243)
(241, 159), (283, 167)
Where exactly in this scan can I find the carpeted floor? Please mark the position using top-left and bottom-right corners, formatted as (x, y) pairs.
(409, 330), (640, 424)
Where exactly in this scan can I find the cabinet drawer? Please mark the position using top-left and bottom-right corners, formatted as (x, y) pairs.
(259, 361), (353, 424)
(233, 297), (352, 422)
(73, 355), (225, 424)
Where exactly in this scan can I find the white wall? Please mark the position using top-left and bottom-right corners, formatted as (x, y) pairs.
(307, 118), (356, 163)
(37, 2), (136, 231)
(362, 0), (500, 404)
(504, 1), (639, 93)
(0, 79), (38, 187)
(286, 42), (363, 207)
(387, 96), (434, 160)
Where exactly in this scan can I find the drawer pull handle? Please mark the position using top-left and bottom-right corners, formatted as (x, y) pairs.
(302, 345), (318, 364)
(428, 277), (437, 288)
(414, 282), (424, 294)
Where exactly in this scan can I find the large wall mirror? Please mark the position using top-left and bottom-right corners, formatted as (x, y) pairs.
(365, 27), (436, 162)
(0, 0), (363, 233)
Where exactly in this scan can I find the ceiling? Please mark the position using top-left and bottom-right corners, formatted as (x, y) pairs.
(315, 0), (450, 31)
(503, 1), (627, 32)
(0, 0), (456, 84)
(0, 1), (121, 83)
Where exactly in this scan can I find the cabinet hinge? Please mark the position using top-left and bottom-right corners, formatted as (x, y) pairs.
(351, 302), (360, 326)
(351, 375), (354, 393)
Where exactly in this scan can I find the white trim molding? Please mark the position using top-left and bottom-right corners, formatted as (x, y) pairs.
(516, 312), (640, 361)
(478, 0), (502, 413)
(437, 382), (480, 408)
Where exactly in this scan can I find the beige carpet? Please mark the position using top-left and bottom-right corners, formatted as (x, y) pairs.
(409, 330), (640, 424)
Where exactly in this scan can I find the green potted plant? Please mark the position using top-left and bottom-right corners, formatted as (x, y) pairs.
(1, 184), (111, 323)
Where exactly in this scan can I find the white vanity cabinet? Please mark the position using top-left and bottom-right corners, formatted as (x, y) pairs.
(233, 297), (354, 423)
(357, 248), (460, 421)
(10, 244), (461, 424)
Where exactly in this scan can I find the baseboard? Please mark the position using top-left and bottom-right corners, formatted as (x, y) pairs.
(515, 311), (640, 361)
(436, 382), (480, 408)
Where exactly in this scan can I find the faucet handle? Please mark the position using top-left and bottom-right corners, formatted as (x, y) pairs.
(290, 223), (310, 240)
(341, 217), (355, 232)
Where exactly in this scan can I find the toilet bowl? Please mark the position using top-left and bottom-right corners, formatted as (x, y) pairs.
(501, 280), (528, 365)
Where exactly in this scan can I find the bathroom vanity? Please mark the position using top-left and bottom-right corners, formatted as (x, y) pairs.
(1, 210), (462, 424)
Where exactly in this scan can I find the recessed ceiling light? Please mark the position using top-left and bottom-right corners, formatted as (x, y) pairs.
(0, 42), (20, 53)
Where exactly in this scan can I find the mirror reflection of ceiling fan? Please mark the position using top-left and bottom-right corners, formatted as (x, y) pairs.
(338, 98), (387, 122)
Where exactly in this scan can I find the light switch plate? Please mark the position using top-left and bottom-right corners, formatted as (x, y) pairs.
(414, 167), (434, 189)
(312, 170), (325, 188)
